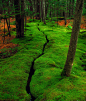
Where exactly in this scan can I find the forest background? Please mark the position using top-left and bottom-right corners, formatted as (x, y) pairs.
(0, 0), (86, 101)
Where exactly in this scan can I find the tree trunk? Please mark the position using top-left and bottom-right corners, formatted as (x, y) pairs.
(21, 0), (24, 37)
(43, 0), (46, 24)
(50, 2), (52, 21)
(61, 0), (84, 77)
(45, 0), (48, 18)
(57, 0), (59, 26)
(41, 0), (43, 21)
(39, 0), (42, 21)
(14, 0), (21, 38)
(28, 0), (33, 19)
(36, 0), (40, 19)
(24, 0), (27, 34)
(71, 0), (75, 16)
(64, 0), (67, 25)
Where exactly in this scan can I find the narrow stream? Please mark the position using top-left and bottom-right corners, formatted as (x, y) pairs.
(26, 24), (49, 101)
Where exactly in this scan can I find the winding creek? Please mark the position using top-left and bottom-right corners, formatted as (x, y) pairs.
(26, 24), (49, 101)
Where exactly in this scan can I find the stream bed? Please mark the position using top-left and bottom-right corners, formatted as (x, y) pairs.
(26, 24), (49, 101)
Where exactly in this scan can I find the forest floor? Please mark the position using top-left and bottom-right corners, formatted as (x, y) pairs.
(0, 16), (86, 52)
(0, 16), (86, 101)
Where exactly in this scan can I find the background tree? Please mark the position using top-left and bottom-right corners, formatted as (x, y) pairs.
(43, 0), (46, 24)
(14, 0), (24, 38)
(14, 0), (21, 38)
(21, 0), (24, 37)
(61, 0), (84, 77)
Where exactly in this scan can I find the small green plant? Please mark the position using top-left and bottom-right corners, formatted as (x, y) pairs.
(67, 26), (72, 29)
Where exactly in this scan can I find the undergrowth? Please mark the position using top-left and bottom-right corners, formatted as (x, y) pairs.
(0, 19), (86, 101)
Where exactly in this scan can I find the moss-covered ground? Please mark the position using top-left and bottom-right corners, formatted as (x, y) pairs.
(0, 19), (86, 101)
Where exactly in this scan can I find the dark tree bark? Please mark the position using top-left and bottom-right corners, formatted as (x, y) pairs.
(5, 17), (11, 37)
(71, 0), (75, 16)
(64, 0), (67, 25)
(24, 0), (27, 34)
(21, 0), (24, 37)
(2, 0), (6, 43)
(39, 0), (41, 21)
(45, 0), (49, 18)
(57, 0), (59, 26)
(28, 0), (33, 19)
(5, 0), (11, 37)
(36, 0), (40, 19)
(50, 0), (52, 21)
(61, 0), (84, 77)
(43, 0), (46, 24)
(14, 0), (21, 38)
(40, 0), (43, 21)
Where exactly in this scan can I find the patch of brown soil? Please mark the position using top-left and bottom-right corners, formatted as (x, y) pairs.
(56, 16), (86, 29)
(0, 16), (31, 58)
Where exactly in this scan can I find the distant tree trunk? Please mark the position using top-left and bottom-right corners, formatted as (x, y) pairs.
(35, 0), (37, 19)
(50, 2), (52, 21)
(71, 0), (75, 16)
(5, 17), (11, 37)
(5, 0), (11, 37)
(61, 0), (84, 77)
(45, 0), (49, 18)
(64, 0), (67, 25)
(2, 0), (6, 43)
(21, 0), (24, 37)
(57, 0), (59, 26)
(43, 0), (46, 24)
(69, 0), (72, 17)
(61, 6), (64, 17)
(0, 1), (3, 14)
(41, 0), (43, 21)
(24, 0), (27, 34)
(36, 0), (40, 19)
(28, 0), (33, 19)
(14, 0), (21, 38)
(39, 0), (42, 21)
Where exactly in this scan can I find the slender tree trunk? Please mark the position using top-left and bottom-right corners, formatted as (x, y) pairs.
(21, 0), (24, 37)
(43, 0), (46, 24)
(61, 0), (84, 77)
(45, 1), (48, 18)
(57, 0), (59, 26)
(24, 0), (27, 34)
(36, 0), (40, 19)
(3, 16), (5, 44)
(35, 0), (37, 19)
(71, 0), (75, 16)
(64, 0), (67, 25)
(39, 0), (42, 21)
(28, 0), (33, 19)
(5, 17), (11, 37)
(41, 0), (43, 21)
(50, 2), (52, 21)
(66, 0), (69, 17)
(2, 1), (6, 43)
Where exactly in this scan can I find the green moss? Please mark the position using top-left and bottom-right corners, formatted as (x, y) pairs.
(0, 20), (86, 101)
